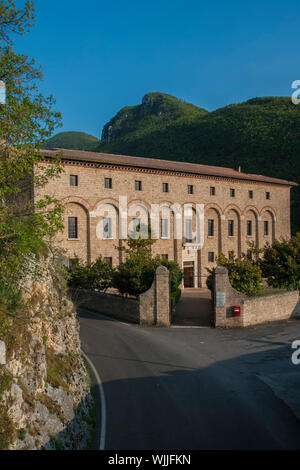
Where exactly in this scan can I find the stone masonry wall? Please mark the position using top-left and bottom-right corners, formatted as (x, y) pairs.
(72, 288), (140, 323)
(71, 266), (171, 327)
(213, 266), (300, 328)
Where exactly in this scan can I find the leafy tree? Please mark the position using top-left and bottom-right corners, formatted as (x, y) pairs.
(68, 256), (114, 292)
(113, 231), (157, 296)
(207, 251), (264, 296)
(159, 258), (182, 308)
(0, 1), (63, 301)
(260, 234), (300, 289)
(113, 226), (182, 305)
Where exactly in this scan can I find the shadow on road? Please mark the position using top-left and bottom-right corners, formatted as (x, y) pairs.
(96, 345), (300, 450)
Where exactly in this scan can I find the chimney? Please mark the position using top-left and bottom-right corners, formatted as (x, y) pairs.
(238, 165), (241, 172)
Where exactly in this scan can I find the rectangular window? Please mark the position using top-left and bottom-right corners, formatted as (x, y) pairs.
(188, 184), (194, 194)
(161, 218), (169, 238)
(161, 254), (168, 260)
(210, 186), (216, 196)
(70, 175), (78, 187)
(162, 182), (169, 193)
(230, 188), (235, 197)
(208, 252), (215, 263)
(104, 177), (112, 189)
(104, 257), (112, 266)
(68, 217), (78, 239)
(208, 219), (214, 237)
(264, 220), (269, 236)
(247, 220), (252, 236)
(266, 192), (270, 200)
(228, 220), (234, 237)
(249, 190), (253, 199)
(135, 180), (142, 191)
(185, 219), (193, 243)
(103, 217), (112, 239)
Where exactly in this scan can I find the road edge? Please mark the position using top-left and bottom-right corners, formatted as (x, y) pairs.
(81, 350), (107, 450)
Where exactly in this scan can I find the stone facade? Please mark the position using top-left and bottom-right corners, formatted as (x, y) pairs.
(35, 149), (297, 288)
(213, 266), (300, 328)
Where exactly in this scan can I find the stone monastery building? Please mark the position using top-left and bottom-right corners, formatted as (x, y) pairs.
(40, 148), (298, 288)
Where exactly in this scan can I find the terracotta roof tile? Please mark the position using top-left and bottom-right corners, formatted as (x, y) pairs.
(41, 148), (298, 187)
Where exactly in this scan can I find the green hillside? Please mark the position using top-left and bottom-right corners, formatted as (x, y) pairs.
(97, 93), (300, 234)
(45, 131), (100, 151)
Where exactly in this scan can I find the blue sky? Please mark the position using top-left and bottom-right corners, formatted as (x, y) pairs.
(15, 0), (300, 138)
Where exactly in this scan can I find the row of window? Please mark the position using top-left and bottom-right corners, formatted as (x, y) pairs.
(69, 174), (271, 199)
(68, 216), (271, 241)
(208, 219), (270, 237)
(207, 250), (255, 263)
(80, 254), (169, 267)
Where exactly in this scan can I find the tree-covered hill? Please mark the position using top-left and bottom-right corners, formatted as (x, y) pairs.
(100, 92), (208, 145)
(97, 93), (300, 234)
(45, 131), (100, 151)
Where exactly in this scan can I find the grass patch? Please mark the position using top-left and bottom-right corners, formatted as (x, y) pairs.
(0, 310), (32, 362)
(46, 347), (79, 392)
(37, 392), (66, 423)
(257, 288), (288, 297)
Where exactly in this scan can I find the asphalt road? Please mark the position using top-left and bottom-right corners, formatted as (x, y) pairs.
(79, 310), (300, 450)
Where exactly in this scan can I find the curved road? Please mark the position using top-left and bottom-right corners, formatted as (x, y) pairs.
(79, 309), (300, 450)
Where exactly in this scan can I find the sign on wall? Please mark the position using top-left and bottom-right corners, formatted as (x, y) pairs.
(216, 292), (226, 308)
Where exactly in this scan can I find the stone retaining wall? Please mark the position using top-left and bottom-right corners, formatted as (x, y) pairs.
(71, 266), (171, 327)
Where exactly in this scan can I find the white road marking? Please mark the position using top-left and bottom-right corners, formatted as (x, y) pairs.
(81, 350), (107, 450)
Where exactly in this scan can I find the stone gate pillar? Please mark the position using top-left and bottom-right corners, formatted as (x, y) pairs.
(213, 266), (228, 327)
(155, 266), (171, 327)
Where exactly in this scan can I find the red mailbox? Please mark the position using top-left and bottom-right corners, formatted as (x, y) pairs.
(233, 305), (241, 317)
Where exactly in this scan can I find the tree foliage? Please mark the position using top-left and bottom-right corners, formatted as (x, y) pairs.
(207, 251), (264, 297)
(94, 92), (300, 235)
(260, 234), (300, 290)
(68, 256), (114, 292)
(45, 131), (100, 151)
(113, 233), (182, 306)
(0, 0), (62, 295)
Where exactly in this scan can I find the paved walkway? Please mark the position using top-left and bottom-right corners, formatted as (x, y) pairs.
(172, 288), (213, 326)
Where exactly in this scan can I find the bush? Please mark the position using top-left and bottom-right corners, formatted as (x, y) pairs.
(207, 251), (264, 296)
(68, 256), (114, 291)
(112, 251), (156, 296)
(260, 234), (300, 289)
(112, 233), (183, 308)
(159, 258), (183, 309)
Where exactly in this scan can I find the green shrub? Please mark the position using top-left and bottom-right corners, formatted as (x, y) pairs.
(207, 251), (264, 296)
(260, 233), (300, 289)
(68, 256), (114, 291)
(112, 233), (183, 307)
(159, 258), (183, 309)
(170, 287), (181, 309)
(113, 251), (156, 296)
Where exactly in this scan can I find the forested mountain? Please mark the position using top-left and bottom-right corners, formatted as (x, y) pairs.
(45, 131), (100, 151)
(97, 93), (300, 234)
